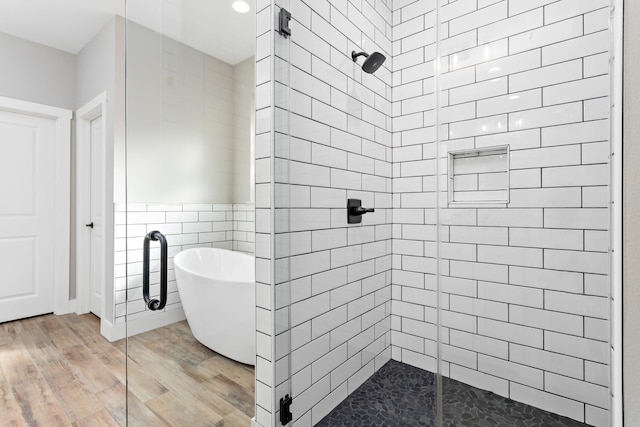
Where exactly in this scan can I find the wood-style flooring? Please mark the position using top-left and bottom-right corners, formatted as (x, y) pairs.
(0, 314), (254, 426)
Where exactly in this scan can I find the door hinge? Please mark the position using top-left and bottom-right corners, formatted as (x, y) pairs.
(279, 8), (292, 37)
(280, 394), (293, 425)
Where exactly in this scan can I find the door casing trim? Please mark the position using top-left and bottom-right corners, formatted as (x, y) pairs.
(76, 92), (108, 318)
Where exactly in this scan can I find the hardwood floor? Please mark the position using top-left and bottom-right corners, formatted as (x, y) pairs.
(127, 319), (255, 427)
(0, 314), (255, 426)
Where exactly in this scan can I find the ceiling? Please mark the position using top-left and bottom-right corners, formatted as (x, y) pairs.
(0, 0), (255, 65)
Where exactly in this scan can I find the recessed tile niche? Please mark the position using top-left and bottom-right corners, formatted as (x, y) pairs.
(448, 145), (510, 205)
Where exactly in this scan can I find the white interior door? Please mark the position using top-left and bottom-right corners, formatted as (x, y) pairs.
(90, 115), (105, 317)
(0, 109), (56, 323)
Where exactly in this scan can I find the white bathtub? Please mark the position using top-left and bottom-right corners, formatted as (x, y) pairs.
(173, 247), (255, 365)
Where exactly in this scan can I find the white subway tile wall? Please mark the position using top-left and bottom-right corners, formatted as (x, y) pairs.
(392, 1), (609, 426)
(254, 2), (276, 426)
(253, 0), (611, 426)
(267, 0), (395, 425)
(113, 202), (254, 325)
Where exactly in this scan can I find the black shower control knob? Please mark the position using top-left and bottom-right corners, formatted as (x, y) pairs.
(352, 206), (375, 215)
(347, 198), (374, 224)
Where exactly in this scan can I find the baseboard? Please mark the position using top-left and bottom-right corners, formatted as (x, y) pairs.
(251, 417), (262, 427)
(99, 308), (187, 342)
(100, 317), (126, 342)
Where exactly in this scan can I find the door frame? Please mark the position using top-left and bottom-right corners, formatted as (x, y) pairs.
(0, 95), (72, 316)
(76, 92), (108, 316)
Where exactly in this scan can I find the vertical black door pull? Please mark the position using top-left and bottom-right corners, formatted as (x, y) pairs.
(143, 230), (168, 311)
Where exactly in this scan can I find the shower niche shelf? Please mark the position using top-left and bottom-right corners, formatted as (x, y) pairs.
(447, 145), (510, 206)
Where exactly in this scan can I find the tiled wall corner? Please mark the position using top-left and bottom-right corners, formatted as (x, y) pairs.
(391, 1), (610, 426)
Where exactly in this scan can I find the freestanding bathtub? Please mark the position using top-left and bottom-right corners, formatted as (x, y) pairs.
(173, 247), (255, 365)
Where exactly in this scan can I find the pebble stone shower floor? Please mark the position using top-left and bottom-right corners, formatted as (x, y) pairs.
(317, 360), (589, 427)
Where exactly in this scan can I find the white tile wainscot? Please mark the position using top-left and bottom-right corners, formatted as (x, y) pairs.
(113, 202), (254, 333)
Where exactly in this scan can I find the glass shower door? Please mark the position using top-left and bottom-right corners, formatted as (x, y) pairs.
(123, 1), (257, 425)
(435, 1), (612, 426)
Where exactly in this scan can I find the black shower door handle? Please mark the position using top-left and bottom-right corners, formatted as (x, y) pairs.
(143, 230), (168, 311)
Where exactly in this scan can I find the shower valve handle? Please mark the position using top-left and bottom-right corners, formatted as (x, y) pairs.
(351, 206), (375, 215)
(347, 199), (374, 224)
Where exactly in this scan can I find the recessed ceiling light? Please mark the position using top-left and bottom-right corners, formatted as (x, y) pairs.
(232, 1), (250, 13)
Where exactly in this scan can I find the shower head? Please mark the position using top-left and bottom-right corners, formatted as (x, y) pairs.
(352, 50), (386, 74)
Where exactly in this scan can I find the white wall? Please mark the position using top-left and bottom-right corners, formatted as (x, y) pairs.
(0, 31), (76, 110)
(77, 20), (116, 109)
(623, 0), (640, 424)
(74, 17), (124, 316)
(125, 22), (255, 205)
(234, 57), (256, 203)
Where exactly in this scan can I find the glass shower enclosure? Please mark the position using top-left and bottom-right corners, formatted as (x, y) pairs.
(262, 0), (615, 426)
(434, 1), (612, 425)
(121, 0), (617, 426)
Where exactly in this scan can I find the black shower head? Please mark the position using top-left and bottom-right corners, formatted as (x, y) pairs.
(352, 50), (386, 74)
